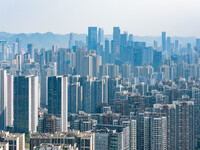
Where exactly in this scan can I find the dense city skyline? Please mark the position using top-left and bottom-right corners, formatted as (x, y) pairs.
(1, 0), (200, 36)
(1, 0), (200, 149)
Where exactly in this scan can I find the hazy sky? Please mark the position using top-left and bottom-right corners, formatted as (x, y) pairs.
(1, 0), (200, 36)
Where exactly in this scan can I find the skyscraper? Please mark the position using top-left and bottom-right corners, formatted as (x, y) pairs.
(0, 41), (7, 61)
(105, 39), (110, 63)
(173, 101), (194, 150)
(113, 27), (120, 47)
(88, 27), (97, 51)
(12, 42), (18, 58)
(120, 32), (128, 55)
(16, 38), (22, 54)
(113, 27), (121, 55)
(81, 52), (102, 77)
(0, 70), (8, 130)
(121, 64), (131, 78)
(0, 70), (13, 130)
(167, 36), (171, 52)
(151, 116), (167, 150)
(162, 32), (166, 51)
(68, 82), (82, 113)
(69, 32), (75, 49)
(82, 78), (94, 113)
(27, 44), (34, 59)
(98, 28), (104, 43)
(57, 49), (66, 75)
(130, 120), (137, 150)
(15, 54), (22, 71)
(6, 74), (14, 127)
(111, 40), (116, 63)
(14, 76), (39, 133)
(48, 76), (68, 132)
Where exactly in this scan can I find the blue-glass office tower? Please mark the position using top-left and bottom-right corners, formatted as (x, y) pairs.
(14, 76), (39, 133)
(162, 32), (166, 51)
(27, 44), (34, 59)
(113, 27), (121, 55)
(14, 76), (30, 133)
(88, 27), (97, 51)
(105, 39), (110, 63)
(48, 76), (68, 132)
(98, 28), (104, 43)
(153, 50), (162, 72)
(16, 38), (21, 54)
(120, 32), (128, 61)
(113, 27), (121, 47)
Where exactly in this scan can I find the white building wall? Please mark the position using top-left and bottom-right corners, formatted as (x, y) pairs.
(61, 76), (68, 132)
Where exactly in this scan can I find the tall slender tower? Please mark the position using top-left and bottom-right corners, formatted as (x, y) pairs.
(27, 44), (34, 59)
(162, 32), (166, 51)
(98, 28), (104, 43)
(14, 76), (39, 133)
(88, 27), (97, 51)
(113, 27), (121, 55)
(48, 76), (68, 132)
(0, 70), (7, 130)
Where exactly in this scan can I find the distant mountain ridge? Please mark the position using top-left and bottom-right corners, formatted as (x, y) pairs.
(0, 32), (197, 50)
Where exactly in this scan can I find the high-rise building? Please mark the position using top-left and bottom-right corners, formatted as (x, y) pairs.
(111, 40), (117, 63)
(95, 132), (108, 150)
(14, 76), (39, 133)
(16, 38), (22, 54)
(0, 70), (8, 130)
(47, 76), (68, 132)
(92, 79), (107, 112)
(195, 39), (200, 52)
(82, 55), (93, 77)
(122, 64), (131, 79)
(151, 116), (167, 150)
(82, 53), (102, 77)
(15, 54), (22, 71)
(27, 44), (34, 59)
(0, 41), (7, 61)
(120, 32), (128, 57)
(12, 42), (18, 58)
(52, 45), (57, 53)
(68, 82), (82, 113)
(154, 104), (177, 150)
(113, 27), (121, 47)
(40, 64), (57, 107)
(162, 32), (166, 51)
(98, 28), (104, 43)
(130, 120), (137, 150)
(82, 78), (94, 113)
(107, 64), (119, 78)
(167, 36), (171, 52)
(108, 78), (118, 104)
(153, 50), (162, 72)
(192, 87), (200, 143)
(69, 32), (75, 49)
(57, 49), (66, 75)
(173, 101), (194, 150)
(0, 70), (13, 130)
(105, 39), (110, 63)
(6, 74), (14, 127)
(75, 48), (87, 75)
(88, 27), (97, 51)
(144, 47), (153, 65)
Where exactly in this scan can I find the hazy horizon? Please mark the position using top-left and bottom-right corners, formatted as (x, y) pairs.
(1, 0), (200, 37)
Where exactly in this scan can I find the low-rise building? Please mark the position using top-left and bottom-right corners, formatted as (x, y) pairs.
(0, 131), (25, 150)
(30, 131), (94, 150)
